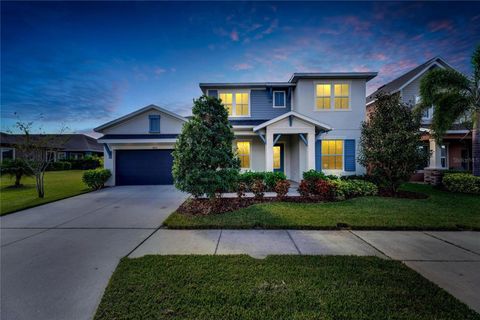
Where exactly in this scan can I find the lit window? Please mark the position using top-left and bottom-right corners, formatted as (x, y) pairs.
(334, 84), (349, 109)
(321, 140), (343, 170)
(235, 93), (249, 116)
(236, 141), (251, 169)
(219, 93), (233, 116)
(273, 91), (286, 108)
(273, 146), (281, 169)
(219, 92), (249, 116)
(316, 84), (331, 110)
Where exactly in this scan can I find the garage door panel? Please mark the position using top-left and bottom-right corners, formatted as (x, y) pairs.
(116, 150), (173, 185)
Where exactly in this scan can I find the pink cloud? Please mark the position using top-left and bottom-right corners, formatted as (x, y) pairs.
(428, 20), (454, 32)
(370, 53), (388, 61)
(232, 63), (253, 71)
(230, 30), (239, 41)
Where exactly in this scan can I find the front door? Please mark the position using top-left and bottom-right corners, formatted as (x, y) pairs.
(273, 144), (284, 173)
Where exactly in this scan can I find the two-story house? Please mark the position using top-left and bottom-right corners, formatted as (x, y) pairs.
(366, 57), (472, 182)
(95, 72), (377, 186)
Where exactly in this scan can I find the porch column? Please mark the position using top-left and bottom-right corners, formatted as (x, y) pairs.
(306, 132), (316, 170)
(265, 131), (274, 171)
(428, 138), (443, 169)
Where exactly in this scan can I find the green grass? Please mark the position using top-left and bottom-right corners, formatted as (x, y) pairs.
(94, 255), (479, 320)
(164, 183), (480, 230)
(1, 170), (90, 216)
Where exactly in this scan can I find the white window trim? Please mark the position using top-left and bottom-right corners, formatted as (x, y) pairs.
(273, 91), (286, 108)
(218, 89), (251, 118)
(57, 151), (67, 160)
(313, 80), (352, 112)
(235, 139), (252, 170)
(321, 139), (344, 171)
(440, 143), (449, 169)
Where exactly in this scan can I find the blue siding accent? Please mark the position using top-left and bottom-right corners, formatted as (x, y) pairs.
(247, 89), (291, 120)
(344, 139), (356, 172)
(207, 90), (218, 98)
(149, 115), (160, 133)
(315, 140), (322, 171)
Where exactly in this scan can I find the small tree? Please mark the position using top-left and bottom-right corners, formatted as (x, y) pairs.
(11, 121), (69, 198)
(0, 159), (34, 187)
(359, 93), (429, 194)
(172, 95), (240, 198)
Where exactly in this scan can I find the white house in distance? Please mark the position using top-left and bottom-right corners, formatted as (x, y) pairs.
(95, 72), (377, 186)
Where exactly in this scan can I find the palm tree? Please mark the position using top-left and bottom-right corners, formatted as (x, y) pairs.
(419, 46), (480, 176)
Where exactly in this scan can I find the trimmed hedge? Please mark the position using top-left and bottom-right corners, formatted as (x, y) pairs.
(443, 173), (480, 194)
(302, 169), (337, 181)
(67, 158), (102, 170)
(46, 161), (72, 171)
(330, 179), (378, 200)
(238, 171), (286, 191)
(82, 169), (112, 190)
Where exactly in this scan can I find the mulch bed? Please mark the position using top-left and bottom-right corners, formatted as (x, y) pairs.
(177, 196), (329, 215)
(178, 191), (429, 216)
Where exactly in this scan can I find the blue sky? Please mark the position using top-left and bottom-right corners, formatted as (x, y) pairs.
(2, 1), (479, 136)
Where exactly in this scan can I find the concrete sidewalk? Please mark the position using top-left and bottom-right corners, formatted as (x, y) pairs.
(130, 230), (480, 313)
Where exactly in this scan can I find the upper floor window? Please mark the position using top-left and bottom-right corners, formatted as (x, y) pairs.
(334, 84), (349, 109)
(315, 84), (331, 110)
(322, 140), (343, 170)
(273, 91), (286, 108)
(219, 91), (249, 117)
(316, 83), (350, 110)
(149, 115), (160, 133)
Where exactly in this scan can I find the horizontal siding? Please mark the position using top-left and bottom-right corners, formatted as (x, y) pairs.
(248, 89), (291, 120)
(207, 88), (291, 120)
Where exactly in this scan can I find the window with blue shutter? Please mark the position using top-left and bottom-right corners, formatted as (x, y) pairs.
(344, 139), (356, 172)
(315, 140), (322, 171)
(149, 115), (160, 133)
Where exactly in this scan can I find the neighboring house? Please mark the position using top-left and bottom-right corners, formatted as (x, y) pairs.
(95, 72), (377, 186)
(366, 57), (472, 182)
(0, 132), (103, 162)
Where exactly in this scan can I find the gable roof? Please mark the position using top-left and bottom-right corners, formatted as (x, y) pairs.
(94, 104), (187, 133)
(0, 132), (103, 152)
(252, 111), (332, 132)
(366, 57), (454, 105)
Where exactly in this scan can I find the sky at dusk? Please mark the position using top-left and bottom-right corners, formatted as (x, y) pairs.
(1, 1), (480, 136)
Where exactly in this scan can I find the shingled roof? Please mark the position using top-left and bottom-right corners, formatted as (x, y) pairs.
(366, 57), (454, 105)
(0, 133), (103, 152)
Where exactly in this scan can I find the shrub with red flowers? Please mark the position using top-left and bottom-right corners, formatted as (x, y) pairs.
(274, 180), (291, 199)
(298, 180), (311, 197)
(236, 182), (247, 198)
(314, 179), (335, 200)
(251, 179), (266, 199)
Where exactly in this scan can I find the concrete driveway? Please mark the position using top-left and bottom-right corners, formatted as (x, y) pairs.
(0, 185), (186, 320)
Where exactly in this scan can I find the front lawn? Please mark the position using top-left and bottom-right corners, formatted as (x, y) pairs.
(94, 255), (479, 320)
(0, 170), (89, 216)
(164, 183), (480, 230)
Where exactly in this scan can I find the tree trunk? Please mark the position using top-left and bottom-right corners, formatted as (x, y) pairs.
(15, 173), (22, 187)
(35, 172), (45, 198)
(473, 111), (480, 177)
